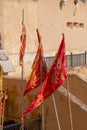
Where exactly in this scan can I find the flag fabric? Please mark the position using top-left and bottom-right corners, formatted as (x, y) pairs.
(31, 28), (42, 69)
(0, 91), (6, 118)
(23, 29), (47, 96)
(19, 22), (26, 66)
(22, 34), (67, 119)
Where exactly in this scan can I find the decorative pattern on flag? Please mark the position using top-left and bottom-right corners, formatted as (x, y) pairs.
(0, 91), (6, 118)
(19, 22), (26, 66)
(22, 34), (67, 119)
(23, 29), (47, 96)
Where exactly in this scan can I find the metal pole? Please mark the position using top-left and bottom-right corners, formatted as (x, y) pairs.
(67, 79), (73, 130)
(0, 66), (3, 130)
(71, 52), (73, 67)
(21, 9), (24, 130)
(52, 94), (61, 130)
(41, 103), (44, 130)
(21, 64), (24, 130)
(85, 51), (86, 64)
(40, 49), (44, 130)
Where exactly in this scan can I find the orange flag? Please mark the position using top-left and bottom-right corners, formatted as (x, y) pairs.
(19, 22), (26, 66)
(22, 34), (67, 119)
(23, 29), (47, 96)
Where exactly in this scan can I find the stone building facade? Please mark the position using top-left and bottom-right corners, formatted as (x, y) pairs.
(0, 0), (87, 67)
(0, 0), (87, 130)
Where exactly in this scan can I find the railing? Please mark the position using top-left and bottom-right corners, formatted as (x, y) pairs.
(45, 51), (87, 69)
(66, 51), (87, 68)
(24, 117), (41, 130)
(3, 123), (21, 130)
(3, 116), (41, 130)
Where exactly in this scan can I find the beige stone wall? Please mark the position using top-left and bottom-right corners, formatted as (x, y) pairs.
(3, 0), (38, 53)
(0, 1), (87, 130)
(38, 0), (87, 53)
(0, 0), (87, 68)
(2, 0), (38, 67)
(0, 0), (4, 46)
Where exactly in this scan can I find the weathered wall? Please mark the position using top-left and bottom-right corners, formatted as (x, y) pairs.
(0, 0), (87, 67)
(2, 0), (38, 66)
(0, 0), (87, 130)
(3, 74), (87, 130)
(38, 0), (87, 53)
(0, 0), (4, 47)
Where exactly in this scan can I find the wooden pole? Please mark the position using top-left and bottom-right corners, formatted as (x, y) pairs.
(52, 94), (61, 130)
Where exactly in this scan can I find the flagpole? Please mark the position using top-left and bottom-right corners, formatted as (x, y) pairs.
(21, 60), (24, 130)
(41, 100), (44, 130)
(40, 38), (44, 130)
(36, 29), (45, 130)
(52, 94), (61, 130)
(67, 78), (73, 130)
(21, 9), (24, 130)
(0, 66), (3, 130)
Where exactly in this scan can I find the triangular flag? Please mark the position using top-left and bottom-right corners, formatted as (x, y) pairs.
(23, 29), (47, 96)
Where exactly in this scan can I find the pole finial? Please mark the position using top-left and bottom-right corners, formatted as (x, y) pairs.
(22, 9), (24, 24)
(62, 33), (64, 38)
(36, 28), (41, 43)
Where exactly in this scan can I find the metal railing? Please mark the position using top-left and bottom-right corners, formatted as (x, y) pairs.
(3, 117), (41, 130)
(66, 51), (87, 68)
(3, 123), (21, 130)
(45, 51), (87, 69)
(24, 117), (41, 130)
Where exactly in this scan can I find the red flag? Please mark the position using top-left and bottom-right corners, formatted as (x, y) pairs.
(19, 22), (26, 66)
(23, 29), (47, 96)
(0, 91), (6, 117)
(22, 34), (67, 119)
